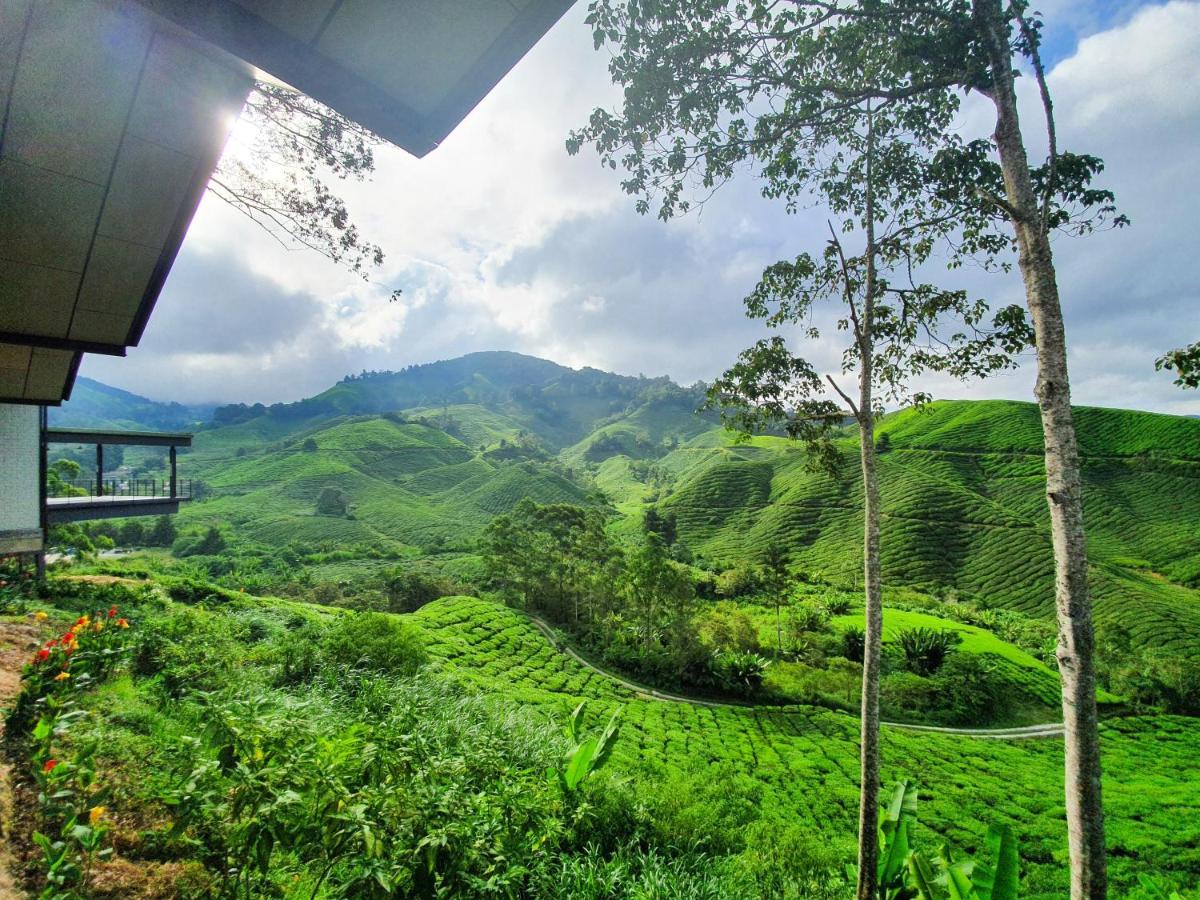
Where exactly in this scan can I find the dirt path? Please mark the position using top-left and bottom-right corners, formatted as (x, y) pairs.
(0, 620), (41, 899)
(524, 614), (1064, 740)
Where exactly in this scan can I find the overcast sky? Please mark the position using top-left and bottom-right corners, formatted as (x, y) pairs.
(82, 1), (1200, 416)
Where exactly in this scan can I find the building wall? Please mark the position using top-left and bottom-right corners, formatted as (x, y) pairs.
(0, 403), (43, 554)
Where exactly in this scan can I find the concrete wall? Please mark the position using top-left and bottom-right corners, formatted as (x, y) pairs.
(0, 403), (42, 553)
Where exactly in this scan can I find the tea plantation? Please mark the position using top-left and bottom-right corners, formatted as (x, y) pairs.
(413, 595), (1200, 897)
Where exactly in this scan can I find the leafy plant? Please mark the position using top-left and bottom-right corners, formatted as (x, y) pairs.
(554, 701), (622, 794)
(872, 780), (1020, 900)
(895, 627), (961, 677)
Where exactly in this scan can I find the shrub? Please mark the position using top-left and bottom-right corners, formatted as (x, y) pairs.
(929, 654), (1010, 725)
(707, 650), (770, 696)
(818, 593), (852, 616)
(894, 627), (960, 676)
(786, 601), (830, 636)
(315, 486), (350, 517)
(320, 612), (428, 676)
(697, 608), (761, 654)
(714, 567), (762, 598)
(840, 625), (865, 663)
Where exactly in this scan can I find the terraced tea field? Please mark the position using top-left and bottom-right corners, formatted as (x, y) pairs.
(412, 596), (1200, 897)
(660, 401), (1200, 658)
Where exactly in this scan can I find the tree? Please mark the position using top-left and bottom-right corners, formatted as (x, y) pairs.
(643, 507), (677, 546)
(1156, 340), (1199, 389)
(761, 544), (791, 656)
(626, 532), (691, 654)
(572, 5), (1123, 894)
(316, 487), (351, 517)
(574, 24), (1027, 890)
(210, 84), (398, 295)
(148, 515), (178, 547)
(967, 6), (1121, 891)
(117, 520), (145, 547)
(46, 458), (83, 497)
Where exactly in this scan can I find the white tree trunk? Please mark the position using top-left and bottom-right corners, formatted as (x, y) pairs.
(856, 402), (883, 900)
(974, 2), (1107, 896)
(855, 103), (883, 900)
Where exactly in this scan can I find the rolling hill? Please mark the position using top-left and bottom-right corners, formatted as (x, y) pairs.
(60, 355), (1200, 659)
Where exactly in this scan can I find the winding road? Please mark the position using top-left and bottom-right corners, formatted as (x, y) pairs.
(524, 614), (1064, 741)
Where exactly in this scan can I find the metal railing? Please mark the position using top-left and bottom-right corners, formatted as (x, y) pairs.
(46, 478), (192, 504)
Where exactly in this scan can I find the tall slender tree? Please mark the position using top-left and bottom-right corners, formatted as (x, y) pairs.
(570, 3), (1123, 895)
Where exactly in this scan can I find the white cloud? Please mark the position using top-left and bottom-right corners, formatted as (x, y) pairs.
(83, 1), (1200, 416)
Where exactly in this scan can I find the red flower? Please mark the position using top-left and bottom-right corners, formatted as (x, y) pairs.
(42, 759), (58, 773)
(62, 632), (74, 643)
(108, 606), (118, 618)
(45, 639), (58, 648)
(35, 649), (49, 663)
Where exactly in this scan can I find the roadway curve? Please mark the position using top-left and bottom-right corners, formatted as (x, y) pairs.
(524, 614), (1064, 741)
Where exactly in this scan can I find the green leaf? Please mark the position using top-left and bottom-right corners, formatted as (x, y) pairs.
(978, 824), (1019, 900)
(563, 736), (598, 792)
(907, 851), (945, 900)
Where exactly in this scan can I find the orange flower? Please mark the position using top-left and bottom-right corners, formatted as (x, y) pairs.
(75, 615), (89, 628)
(92, 620), (104, 633)
(116, 618), (129, 629)
(42, 759), (58, 773)
(89, 805), (106, 826)
(54, 670), (70, 682)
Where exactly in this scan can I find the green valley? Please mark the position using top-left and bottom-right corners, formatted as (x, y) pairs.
(14, 351), (1200, 897)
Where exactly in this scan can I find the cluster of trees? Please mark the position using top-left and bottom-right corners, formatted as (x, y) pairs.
(481, 500), (765, 695)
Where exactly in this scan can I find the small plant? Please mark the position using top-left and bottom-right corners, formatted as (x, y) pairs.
(895, 627), (961, 677)
(871, 780), (1020, 900)
(10, 605), (133, 897)
(840, 625), (866, 663)
(552, 701), (622, 794)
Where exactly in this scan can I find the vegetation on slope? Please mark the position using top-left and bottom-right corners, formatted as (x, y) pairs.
(3, 575), (1198, 898)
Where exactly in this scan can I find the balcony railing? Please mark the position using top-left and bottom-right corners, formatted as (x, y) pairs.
(46, 478), (193, 505)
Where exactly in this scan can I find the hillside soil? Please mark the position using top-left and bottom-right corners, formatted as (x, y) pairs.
(0, 619), (40, 899)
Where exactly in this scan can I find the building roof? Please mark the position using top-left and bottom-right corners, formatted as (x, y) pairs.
(0, 0), (253, 403)
(132, 0), (576, 157)
(0, 0), (574, 405)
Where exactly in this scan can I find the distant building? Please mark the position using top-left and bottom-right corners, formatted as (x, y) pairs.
(0, 0), (574, 560)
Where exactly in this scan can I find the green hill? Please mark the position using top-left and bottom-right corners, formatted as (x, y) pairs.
(661, 400), (1200, 656)
(48, 376), (214, 431)
(61, 358), (1200, 662)
(181, 414), (594, 553)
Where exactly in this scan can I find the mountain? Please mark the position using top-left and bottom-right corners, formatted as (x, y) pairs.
(50, 377), (216, 432)
(72, 353), (1200, 659)
(206, 351), (688, 450)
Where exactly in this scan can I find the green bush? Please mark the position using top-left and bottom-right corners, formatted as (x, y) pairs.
(895, 627), (961, 677)
(320, 611), (428, 676)
(840, 625), (865, 663)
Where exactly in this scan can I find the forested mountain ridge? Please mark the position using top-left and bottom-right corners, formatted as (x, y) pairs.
(47, 376), (215, 431)
(60, 355), (1200, 659)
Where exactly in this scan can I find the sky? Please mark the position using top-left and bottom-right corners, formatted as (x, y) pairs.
(81, 1), (1200, 416)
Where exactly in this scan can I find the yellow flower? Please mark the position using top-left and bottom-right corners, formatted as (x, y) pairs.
(54, 670), (70, 681)
(34, 611), (48, 621)
(89, 805), (106, 826)
(93, 621), (105, 632)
